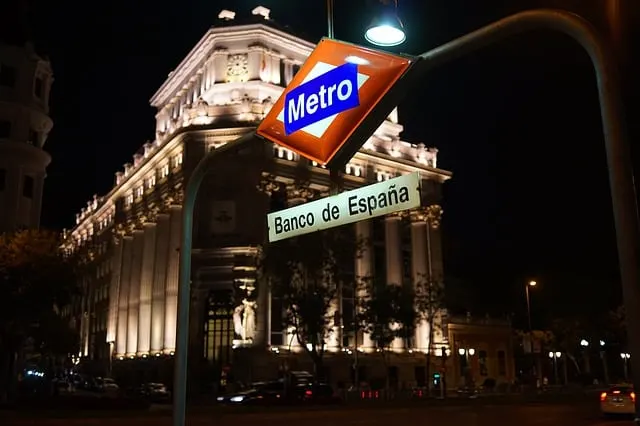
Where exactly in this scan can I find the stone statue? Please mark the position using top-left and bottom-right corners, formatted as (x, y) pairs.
(233, 305), (244, 338)
(241, 299), (257, 341)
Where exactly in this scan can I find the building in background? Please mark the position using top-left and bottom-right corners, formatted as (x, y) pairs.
(0, 38), (53, 232)
(63, 6), (454, 388)
(445, 314), (516, 389)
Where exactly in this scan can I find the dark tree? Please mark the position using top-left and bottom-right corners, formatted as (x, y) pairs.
(0, 229), (79, 401)
(359, 276), (417, 394)
(260, 225), (358, 381)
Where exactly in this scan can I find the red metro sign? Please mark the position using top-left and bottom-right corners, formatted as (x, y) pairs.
(257, 38), (415, 168)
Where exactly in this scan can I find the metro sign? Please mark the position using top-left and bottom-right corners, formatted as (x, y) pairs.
(257, 38), (415, 167)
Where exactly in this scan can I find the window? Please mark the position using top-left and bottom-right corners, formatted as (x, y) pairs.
(479, 350), (488, 376)
(0, 64), (16, 87)
(34, 77), (43, 98)
(160, 164), (169, 179)
(270, 297), (284, 345)
(414, 366), (426, 387)
(279, 60), (286, 87)
(22, 175), (34, 198)
(0, 169), (5, 191)
(292, 64), (301, 77)
(0, 120), (10, 138)
(203, 291), (233, 364)
(497, 350), (506, 376)
(172, 153), (183, 168)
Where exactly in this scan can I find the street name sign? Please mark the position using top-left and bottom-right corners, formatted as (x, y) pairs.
(267, 172), (421, 242)
(257, 38), (415, 167)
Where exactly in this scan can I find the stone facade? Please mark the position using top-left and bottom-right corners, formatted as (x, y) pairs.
(0, 41), (53, 232)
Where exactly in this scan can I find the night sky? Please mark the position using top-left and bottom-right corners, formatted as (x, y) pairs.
(14, 0), (640, 326)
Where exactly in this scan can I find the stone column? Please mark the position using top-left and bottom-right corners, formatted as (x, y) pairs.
(355, 220), (374, 350)
(151, 213), (170, 353)
(384, 214), (404, 351)
(410, 213), (429, 352)
(327, 298), (340, 352)
(106, 235), (124, 346)
(164, 205), (182, 353)
(137, 222), (157, 355)
(283, 59), (294, 85)
(425, 205), (445, 347)
(126, 229), (144, 356)
(255, 274), (269, 347)
(116, 236), (133, 356)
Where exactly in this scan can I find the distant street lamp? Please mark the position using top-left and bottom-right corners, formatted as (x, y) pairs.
(579, 339), (591, 374)
(525, 281), (538, 384)
(458, 347), (475, 386)
(437, 346), (451, 399)
(525, 281), (537, 331)
(621, 352), (631, 381)
(599, 340), (610, 384)
(549, 351), (562, 384)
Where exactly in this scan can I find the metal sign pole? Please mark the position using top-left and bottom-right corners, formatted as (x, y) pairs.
(172, 133), (256, 426)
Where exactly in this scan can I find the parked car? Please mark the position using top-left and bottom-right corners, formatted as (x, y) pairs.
(139, 382), (171, 402)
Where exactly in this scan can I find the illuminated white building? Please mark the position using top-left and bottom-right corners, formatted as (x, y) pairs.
(0, 40), (53, 232)
(64, 6), (452, 386)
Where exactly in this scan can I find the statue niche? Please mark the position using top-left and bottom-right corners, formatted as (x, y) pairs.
(233, 298), (257, 343)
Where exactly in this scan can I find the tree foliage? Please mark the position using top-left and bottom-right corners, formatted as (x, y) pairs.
(414, 275), (445, 390)
(260, 226), (358, 378)
(0, 229), (79, 356)
(359, 276), (417, 352)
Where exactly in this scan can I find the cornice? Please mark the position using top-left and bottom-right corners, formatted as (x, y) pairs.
(150, 24), (314, 108)
(352, 150), (452, 182)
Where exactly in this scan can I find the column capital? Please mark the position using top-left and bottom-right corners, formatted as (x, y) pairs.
(409, 205), (444, 228)
(385, 212), (403, 221)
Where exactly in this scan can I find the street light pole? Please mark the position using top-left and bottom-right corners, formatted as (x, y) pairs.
(410, 8), (639, 416)
(525, 281), (535, 331)
(326, 0), (334, 39)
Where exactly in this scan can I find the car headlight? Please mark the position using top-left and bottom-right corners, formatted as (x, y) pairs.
(230, 396), (245, 403)
(216, 396), (224, 401)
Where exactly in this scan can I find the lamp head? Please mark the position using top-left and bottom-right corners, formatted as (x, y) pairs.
(364, 5), (406, 47)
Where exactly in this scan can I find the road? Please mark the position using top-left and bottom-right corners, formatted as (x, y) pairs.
(3, 402), (636, 426)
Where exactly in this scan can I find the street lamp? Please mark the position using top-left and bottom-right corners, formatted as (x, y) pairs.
(437, 346), (451, 399)
(579, 339), (591, 375)
(525, 281), (536, 331)
(459, 348), (475, 356)
(621, 352), (631, 381)
(549, 351), (562, 384)
(326, 0), (406, 47)
(364, 1), (406, 47)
